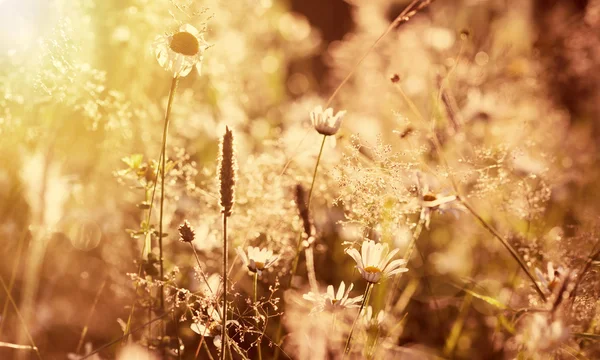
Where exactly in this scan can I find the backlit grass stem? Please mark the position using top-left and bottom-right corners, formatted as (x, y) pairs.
(254, 272), (263, 360)
(218, 126), (236, 360)
(344, 283), (373, 356)
(0, 275), (42, 360)
(158, 76), (180, 312)
(273, 134), (326, 358)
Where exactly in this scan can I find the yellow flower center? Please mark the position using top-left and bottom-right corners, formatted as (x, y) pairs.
(170, 31), (200, 56)
(363, 266), (381, 274)
(331, 299), (339, 304)
(254, 261), (265, 270)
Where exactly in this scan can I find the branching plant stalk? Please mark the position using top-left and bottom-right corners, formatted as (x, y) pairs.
(344, 283), (373, 356)
(254, 273), (263, 360)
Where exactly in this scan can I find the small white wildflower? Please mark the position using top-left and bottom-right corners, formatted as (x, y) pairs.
(345, 240), (408, 284)
(416, 173), (460, 229)
(310, 105), (346, 136)
(153, 24), (210, 78)
(303, 281), (363, 313)
(191, 305), (239, 347)
(236, 246), (279, 275)
(361, 306), (385, 329)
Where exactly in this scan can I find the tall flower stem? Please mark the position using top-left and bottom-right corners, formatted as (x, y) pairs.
(254, 273), (263, 360)
(459, 198), (547, 302)
(158, 76), (180, 313)
(344, 283), (373, 356)
(385, 217), (425, 312)
(273, 134), (326, 359)
(123, 77), (179, 343)
(292, 134), (326, 290)
(221, 215), (228, 359)
(217, 126), (235, 360)
(190, 244), (215, 296)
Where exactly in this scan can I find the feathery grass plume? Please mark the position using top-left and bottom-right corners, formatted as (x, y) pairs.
(178, 220), (195, 243)
(218, 126), (236, 217)
(294, 184), (312, 238)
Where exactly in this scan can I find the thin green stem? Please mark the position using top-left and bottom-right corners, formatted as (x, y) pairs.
(123, 76), (179, 342)
(254, 273), (263, 360)
(307, 134), (327, 209)
(76, 279), (106, 354)
(386, 217), (424, 312)
(190, 243), (216, 296)
(158, 76), (180, 313)
(0, 275), (42, 360)
(273, 134), (327, 359)
(332, 312), (337, 332)
(344, 283), (373, 356)
(221, 214), (228, 359)
(459, 198), (547, 302)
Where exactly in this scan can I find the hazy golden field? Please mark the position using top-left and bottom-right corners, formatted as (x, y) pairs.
(2, 0), (600, 359)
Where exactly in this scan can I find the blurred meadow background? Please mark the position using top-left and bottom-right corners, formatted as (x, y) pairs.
(2, 0), (600, 359)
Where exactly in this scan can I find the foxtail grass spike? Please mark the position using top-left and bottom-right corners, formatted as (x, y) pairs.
(219, 126), (236, 217)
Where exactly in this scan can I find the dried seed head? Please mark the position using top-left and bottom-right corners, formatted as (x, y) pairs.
(178, 220), (195, 243)
(295, 184), (312, 238)
(218, 126), (236, 217)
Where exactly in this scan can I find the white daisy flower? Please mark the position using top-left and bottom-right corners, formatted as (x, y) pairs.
(303, 281), (363, 313)
(416, 173), (460, 229)
(153, 24), (210, 78)
(345, 240), (408, 284)
(191, 305), (239, 347)
(310, 106), (346, 136)
(236, 246), (279, 275)
(361, 306), (385, 329)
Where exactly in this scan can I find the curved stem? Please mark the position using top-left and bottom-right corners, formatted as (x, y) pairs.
(303, 135), (327, 293)
(344, 283), (373, 356)
(190, 243), (215, 296)
(459, 198), (546, 302)
(307, 134), (327, 209)
(158, 76), (179, 313)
